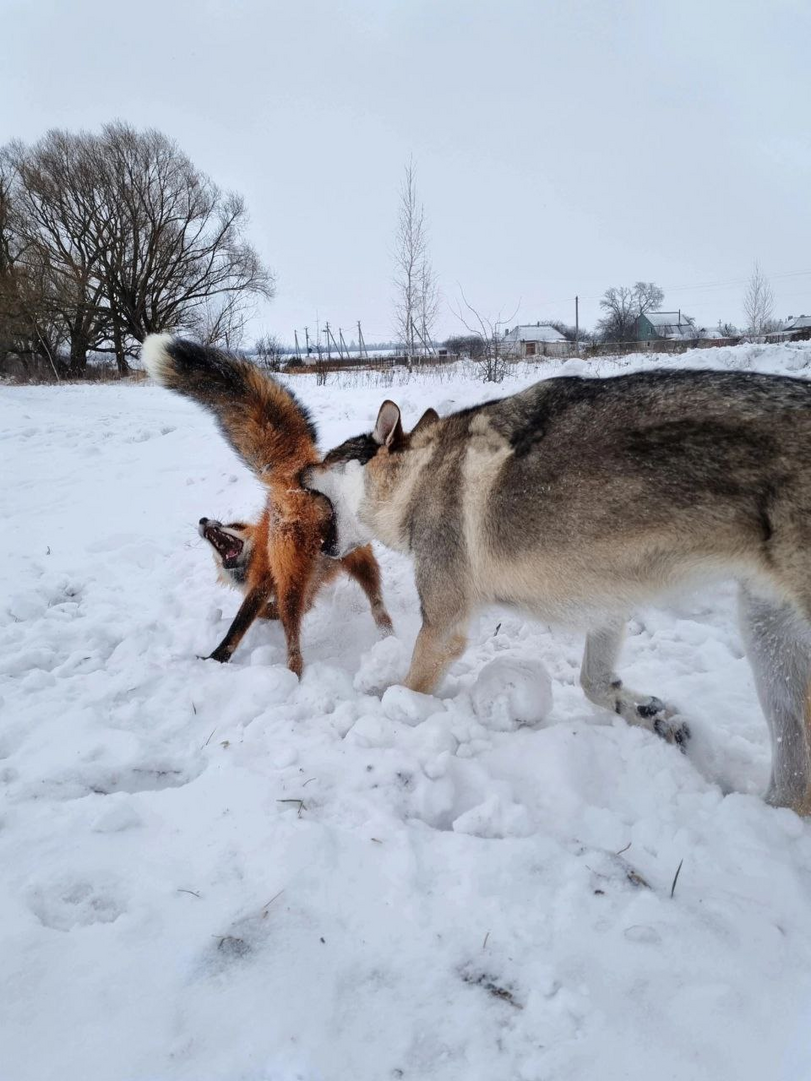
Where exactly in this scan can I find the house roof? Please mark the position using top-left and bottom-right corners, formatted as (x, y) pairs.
(644, 311), (694, 328)
(506, 323), (566, 343)
(786, 315), (811, 331)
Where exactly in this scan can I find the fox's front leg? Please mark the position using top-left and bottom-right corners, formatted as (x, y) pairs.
(207, 585), (269, 663)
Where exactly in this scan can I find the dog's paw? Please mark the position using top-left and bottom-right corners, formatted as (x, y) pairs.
(651, 712), (691, 753)
(628, 695), (691, 753)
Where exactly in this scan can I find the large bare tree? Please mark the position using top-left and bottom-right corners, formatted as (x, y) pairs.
(597, 281), (664, 342)
(743, 261), (775, 337)
(4, 123), (273, 376)
(8, 131), (111, 375)
(393, 160), (438, 363)
(88, 122), (274, 362)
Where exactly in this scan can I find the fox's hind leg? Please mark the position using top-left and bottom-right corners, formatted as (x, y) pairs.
(739, 586), (811, 814)
(272, 539), (318, 678)
(581, 621), (690, 748)
(340, 546), (394, 633)
(260, 598), (280, 620)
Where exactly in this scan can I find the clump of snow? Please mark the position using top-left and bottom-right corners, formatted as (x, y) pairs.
(380, 684), (441, 726)
(353, 633), (411, 693)
(471, 656), (553, 730)
(3, 342), (811, 1080)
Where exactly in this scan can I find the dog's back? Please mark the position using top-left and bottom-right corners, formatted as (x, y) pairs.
(401, 370), (811, 622)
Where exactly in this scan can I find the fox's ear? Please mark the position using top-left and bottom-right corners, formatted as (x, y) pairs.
(412, 407), (439, 435)
(373, 400), (403, 447)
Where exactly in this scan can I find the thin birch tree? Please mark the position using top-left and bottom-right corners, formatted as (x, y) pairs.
(743, 261), (775, 336)
(393, 160), (438, 363)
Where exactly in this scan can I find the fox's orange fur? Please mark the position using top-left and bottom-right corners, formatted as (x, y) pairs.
(142, 334), (392, 674)
(201, 508), (392, 672)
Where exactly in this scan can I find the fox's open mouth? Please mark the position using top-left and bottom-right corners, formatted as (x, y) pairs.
(204, 524), (244, 567)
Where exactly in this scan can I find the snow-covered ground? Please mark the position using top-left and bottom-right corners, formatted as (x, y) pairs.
(4, 342), (811, 1081)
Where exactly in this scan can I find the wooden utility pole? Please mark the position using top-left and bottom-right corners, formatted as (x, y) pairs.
(304, 326), (310, 357)
(575, 295), (579, 349)
(325, 322), (344, 360)
(357, 320), (367, 360)
(339, 328), (351, 360)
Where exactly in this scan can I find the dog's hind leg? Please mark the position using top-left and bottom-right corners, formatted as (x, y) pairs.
(739, 586), (811, 814)
(580, 621), (690, 747)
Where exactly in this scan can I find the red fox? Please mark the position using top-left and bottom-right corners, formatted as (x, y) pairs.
(198, 510), (392, 664)
(142, 334), (392, 674)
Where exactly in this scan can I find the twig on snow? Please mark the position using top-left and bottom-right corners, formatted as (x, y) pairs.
(670, 858), (684, 899)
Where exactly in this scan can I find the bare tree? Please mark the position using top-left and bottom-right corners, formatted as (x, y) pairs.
(8, 131), (111, 375)
(597, 281), (664, 342)
(4, 123), (274, 377)
(254, 333), (285, 372)
(452, 289), (519, 383)
(550, 320), (596, 345)
(393, 159), (437, 363)
(89, 123), (274, 362)
(443, 334), (486, 359)
(743, 262), (775, 337)
(418, 256), (440, 355)
(0, 154), (66, 382)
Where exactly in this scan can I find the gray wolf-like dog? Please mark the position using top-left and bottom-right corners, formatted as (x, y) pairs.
(304, 368), (811, 815)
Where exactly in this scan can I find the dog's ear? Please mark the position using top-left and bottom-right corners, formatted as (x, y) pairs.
(373, 400), (403, 447)
(412, 407), (439, 435)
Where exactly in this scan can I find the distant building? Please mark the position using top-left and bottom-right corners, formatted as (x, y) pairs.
(785, 315), (811, 333)
(503, 323), (568, 358)
(637, 311), (698, 341)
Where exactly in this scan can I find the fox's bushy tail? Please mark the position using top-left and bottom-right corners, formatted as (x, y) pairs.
(142, 334), (318, 479)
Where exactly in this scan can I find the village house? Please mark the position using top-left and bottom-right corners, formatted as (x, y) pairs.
(637, 310), (698, 341)
(503, 323), (569, 358)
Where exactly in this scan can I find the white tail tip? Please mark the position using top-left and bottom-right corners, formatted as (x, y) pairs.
(141, 333), (176, 384)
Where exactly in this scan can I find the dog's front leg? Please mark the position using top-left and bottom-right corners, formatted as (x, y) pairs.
(404, 619), (469, 695)
(580, 621), (690, 748)
(206, 585), (269, 663)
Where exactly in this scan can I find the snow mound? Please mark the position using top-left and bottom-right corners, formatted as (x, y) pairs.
(470, 656), (553, 730)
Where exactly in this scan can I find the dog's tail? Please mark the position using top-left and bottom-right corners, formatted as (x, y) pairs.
(142, 334), (318, 479)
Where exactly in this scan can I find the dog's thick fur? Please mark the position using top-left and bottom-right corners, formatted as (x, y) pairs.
(305, 369), (811, 813)
(142, 334), (392, 673)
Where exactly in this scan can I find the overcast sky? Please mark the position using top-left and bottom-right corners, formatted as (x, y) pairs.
(3, 0), (810, 344)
